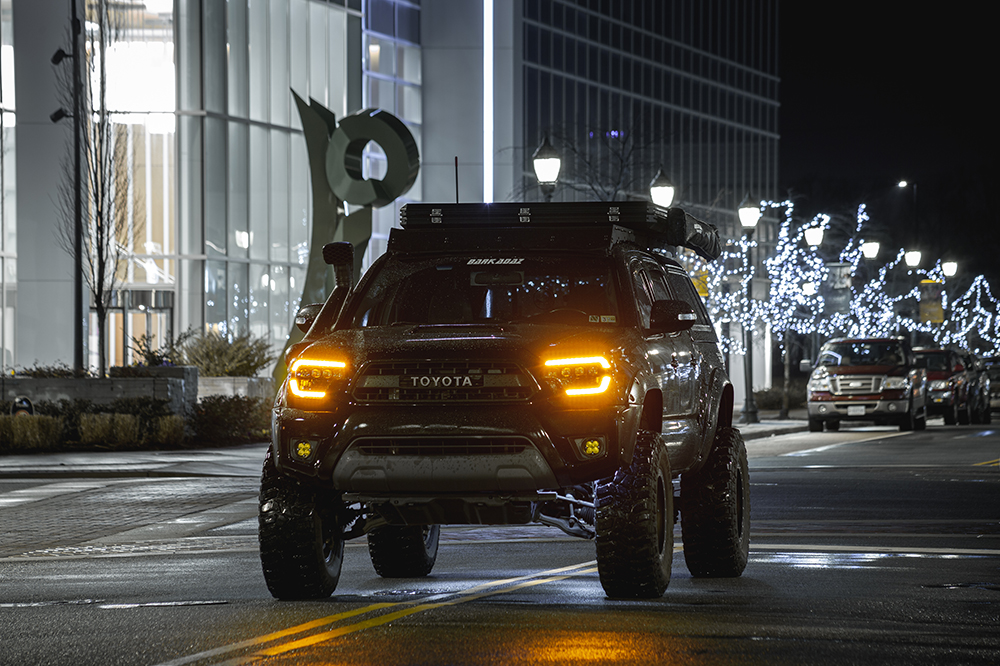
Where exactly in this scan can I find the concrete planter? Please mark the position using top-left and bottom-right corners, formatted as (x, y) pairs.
(1, 373), (196, 417)
(198, 376), (275, 401)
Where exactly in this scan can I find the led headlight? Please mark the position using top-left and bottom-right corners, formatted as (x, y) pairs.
(929, 379), (949, 391)
(543, 356), (613, 396)
(807, 367), (830, 392)
(288, 358), (347, 399)
(882, 376), (911, 391)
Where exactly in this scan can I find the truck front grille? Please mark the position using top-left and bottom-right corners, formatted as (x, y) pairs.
(354, 436), (529, 456)
(352, 360), (536, 403)
(831, 375), (883, 395)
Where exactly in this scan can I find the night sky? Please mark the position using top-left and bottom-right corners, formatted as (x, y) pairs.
(778, 2), (998, 286)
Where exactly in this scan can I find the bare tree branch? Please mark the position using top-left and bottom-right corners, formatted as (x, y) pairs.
(53, 0), (142, 376)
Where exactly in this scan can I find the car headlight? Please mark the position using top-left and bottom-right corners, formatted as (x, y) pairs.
(288, 358), (348, 399)
(882, 376), (911, 391)
(543, 356), (613, 396)
(930, 379), (949, 391)
(807, 367), (830, 392)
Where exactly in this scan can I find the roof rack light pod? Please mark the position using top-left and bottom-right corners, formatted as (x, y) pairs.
(399, 202), (722, 261)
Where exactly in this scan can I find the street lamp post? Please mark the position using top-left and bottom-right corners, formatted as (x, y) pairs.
(532, 135), (561, 202)
(738, 194), (762, 425)
(50, 2), (85, 375)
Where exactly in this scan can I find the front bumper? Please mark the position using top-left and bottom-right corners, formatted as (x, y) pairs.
(807, 395), (910, 422)
(926, 390), (955, 414)
(273, 402), (636, 493)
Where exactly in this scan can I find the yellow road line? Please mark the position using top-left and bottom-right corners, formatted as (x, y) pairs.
(153, 604), (399, 666)
(157, 560), (599, 666)
(973, 458), (999, 466)
(256, 567), (600, 658)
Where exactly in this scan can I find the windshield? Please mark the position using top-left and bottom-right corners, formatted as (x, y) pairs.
(346, 255), (619, 327)
(817, 341), (905, 367)
(915, 352), (950, 372)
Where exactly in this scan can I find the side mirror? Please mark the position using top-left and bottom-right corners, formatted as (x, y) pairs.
(799, 359), (813, 374)
(955, 363), (965, 372)
(650, 299), (696, 333)
(295, 303), (324, 333)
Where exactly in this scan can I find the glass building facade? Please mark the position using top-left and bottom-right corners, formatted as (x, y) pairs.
(6, 0), (776, 377)
(521, 0), (779, 238)
(176, 0), (365, 365)
(0, 0), (14, 369)
(361, 0), (422, 266)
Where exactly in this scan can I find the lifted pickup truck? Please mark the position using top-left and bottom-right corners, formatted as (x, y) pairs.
(805, 337), (927, 432)
(259, 202), (749, 600)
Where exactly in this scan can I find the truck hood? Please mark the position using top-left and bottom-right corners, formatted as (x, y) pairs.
(821, 365), (909, 377)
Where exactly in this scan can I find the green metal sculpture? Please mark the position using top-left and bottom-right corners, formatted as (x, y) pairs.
(275, 93), (419, 382)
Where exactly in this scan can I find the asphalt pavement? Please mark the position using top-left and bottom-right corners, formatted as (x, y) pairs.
(0, 409), (807, 479)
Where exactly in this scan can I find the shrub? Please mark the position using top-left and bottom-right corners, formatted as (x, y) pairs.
(153, 415), (187, 448)
(79, 414), (141, 449)
(190, 395), (271, 446)
(0, 415), (65, 452)
(753, 377), (808, 410)
(128, 331), (194, 367)
(181, 331), (276, 377)
(12, 363), (91, 378)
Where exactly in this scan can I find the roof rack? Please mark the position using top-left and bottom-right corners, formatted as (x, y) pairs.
(398, 202), (722, 261)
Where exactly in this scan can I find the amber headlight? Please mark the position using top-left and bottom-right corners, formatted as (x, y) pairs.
(543, 356), (613, 396)
(288, 358), (347, 399)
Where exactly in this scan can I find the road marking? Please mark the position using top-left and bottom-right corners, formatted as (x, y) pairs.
(753, 543), (1000, 556)
(82, 498), (258, 544)
(974, 458), (999, 467)
(252, 566), (601, 660)
(152, 561), (599, 666)
(0, 480), (115, 508)
(780, 431), (909, 457)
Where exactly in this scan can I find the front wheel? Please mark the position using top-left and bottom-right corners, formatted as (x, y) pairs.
(944, 402), (958, 425)
(680, 426), (750, 578)
(368, 525), (441, 577)
(258, 447), (344, 599)
(595, 430), (673, 599)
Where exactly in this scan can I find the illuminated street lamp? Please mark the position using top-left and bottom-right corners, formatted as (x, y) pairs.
(942, 261), (958, 277)
(905, 250), (922, 267)
(738, 193), (763, 230)
(649, 168), (675, 207)
(803, 225), (824, 247)
(532, 135), (561, 202)
(861, 241), (880, 259)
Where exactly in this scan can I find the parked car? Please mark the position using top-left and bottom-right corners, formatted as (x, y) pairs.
(913, 348), (966, 425)
(983, 357), (1000, 413)
(804, 337), (927, 432)
(958, 351), (991, 424)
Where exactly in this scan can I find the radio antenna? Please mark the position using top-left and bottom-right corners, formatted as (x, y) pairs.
(454, 156), (459, 203)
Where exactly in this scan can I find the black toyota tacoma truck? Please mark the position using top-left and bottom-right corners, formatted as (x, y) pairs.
(259, 202), (748, 600)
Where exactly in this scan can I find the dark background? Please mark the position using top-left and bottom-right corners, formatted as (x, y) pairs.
(778, 2), (997, 288)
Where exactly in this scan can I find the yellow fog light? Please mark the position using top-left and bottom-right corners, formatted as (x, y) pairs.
(296, 441), (313, 458)
(544, 356), (612, 396)
(573, 436), (606, 458)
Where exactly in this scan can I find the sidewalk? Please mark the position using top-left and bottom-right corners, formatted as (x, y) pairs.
(736, 408), (809, 441)
(0, 410), (807, 480)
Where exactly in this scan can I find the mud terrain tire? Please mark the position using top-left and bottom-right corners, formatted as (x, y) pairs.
(368, 525), (441, 577)
(595, 430), (673, 599)
(680, 426), (750, 578)
(258, 447), (344, 599)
